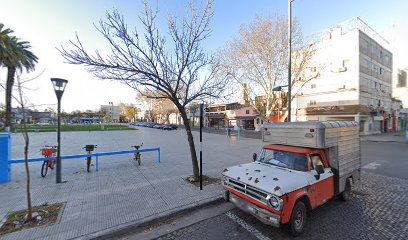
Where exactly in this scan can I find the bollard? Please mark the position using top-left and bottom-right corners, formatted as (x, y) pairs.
(0, 132), (11, 184)
(406, 130), (408, 141)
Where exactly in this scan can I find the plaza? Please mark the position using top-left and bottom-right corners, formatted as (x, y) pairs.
(1, 128), (260, 239)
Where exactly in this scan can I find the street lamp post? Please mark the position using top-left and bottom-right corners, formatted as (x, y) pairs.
(51, 78), (68, 184)
(288, 0), (294, 122)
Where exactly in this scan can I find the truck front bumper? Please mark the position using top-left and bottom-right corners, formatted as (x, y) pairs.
(229, 193), (281, 227)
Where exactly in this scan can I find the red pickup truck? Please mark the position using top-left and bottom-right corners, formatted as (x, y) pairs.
(222, 121), (361, 236)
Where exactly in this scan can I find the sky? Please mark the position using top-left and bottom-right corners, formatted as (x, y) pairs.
(1, 0), (407, 112)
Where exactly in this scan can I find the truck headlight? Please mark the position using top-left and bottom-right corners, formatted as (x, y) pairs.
(266, 195), (282, 210)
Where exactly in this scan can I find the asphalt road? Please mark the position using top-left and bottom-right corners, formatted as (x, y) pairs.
(116, 172), (408, 240)
(361, 141), (408, 179)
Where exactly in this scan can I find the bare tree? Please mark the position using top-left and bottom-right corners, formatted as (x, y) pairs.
(217, 15), (318, 121)
(119, 102), (139, 122)
(59, 0), (227, 180)
(0, 74), (33, 222)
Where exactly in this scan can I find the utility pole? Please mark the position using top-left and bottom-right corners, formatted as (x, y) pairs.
(288, 0), (293, 122)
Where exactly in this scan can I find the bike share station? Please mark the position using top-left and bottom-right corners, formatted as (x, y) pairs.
(0, 132), (161, 184)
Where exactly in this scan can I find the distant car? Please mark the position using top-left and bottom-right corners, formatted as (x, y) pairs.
(163, 124), (178, 130)
(153, 124), (163, 129)
(145, 122), (155, 128)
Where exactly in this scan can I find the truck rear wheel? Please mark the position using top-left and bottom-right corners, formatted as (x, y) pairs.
(289, 201), (307, 236)
(340, 178), (352, 201)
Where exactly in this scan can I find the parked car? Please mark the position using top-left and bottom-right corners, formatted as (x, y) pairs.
(145, 122), (155, 128)
(153, 124), (163, 129)
(163, 124), (178, 130)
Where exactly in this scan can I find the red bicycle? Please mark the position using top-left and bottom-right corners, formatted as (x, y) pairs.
(41, 146), (57, 177)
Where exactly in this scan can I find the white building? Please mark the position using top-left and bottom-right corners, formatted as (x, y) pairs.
(393, 68), (408, 107)
(100, 104), (121, 122)
(294, 18), (393, 134)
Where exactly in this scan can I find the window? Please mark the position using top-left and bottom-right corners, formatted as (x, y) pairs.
(310, 154), (324, 170)
(257, 149), (308, 172)
(309, 100), (317, 106)
(245, 110), (249, 114)
(311, 83), (317, 89)
(311, 67), (317, 72)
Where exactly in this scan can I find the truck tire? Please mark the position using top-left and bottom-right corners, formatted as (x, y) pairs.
(340, 178), (352, 201)
(223, 190), (230, 202)
(289, 201), (307, 236)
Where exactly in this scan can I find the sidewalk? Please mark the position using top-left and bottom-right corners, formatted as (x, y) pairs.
(191, 127), (262, 139)
(0, 129), (262, 240)
(360, 131), (407, 143)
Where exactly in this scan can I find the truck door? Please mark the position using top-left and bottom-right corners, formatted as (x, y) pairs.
(308, 153), (334, 207)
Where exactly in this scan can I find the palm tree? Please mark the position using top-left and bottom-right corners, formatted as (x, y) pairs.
(0, 24), (14, 70)
(0, 24), (38, 129)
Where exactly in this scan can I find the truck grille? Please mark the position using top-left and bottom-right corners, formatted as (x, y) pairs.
(224, 178), (268, 204)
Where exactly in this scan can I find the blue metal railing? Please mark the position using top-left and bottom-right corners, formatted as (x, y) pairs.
(9, 148), (161, 172)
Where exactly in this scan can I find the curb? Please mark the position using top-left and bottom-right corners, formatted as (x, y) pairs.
(77, 195), (223, 240)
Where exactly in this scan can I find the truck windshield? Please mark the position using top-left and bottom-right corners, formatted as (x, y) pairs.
(257, 149), (308, 172)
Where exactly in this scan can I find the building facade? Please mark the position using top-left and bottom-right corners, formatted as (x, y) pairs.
(100, 104), (121, 122)
(295, 18), (393, 134)
(393, 68), (408, 107)
(205, 103), (259, 130)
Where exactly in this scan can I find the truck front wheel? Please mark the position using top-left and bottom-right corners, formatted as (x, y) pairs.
(289, 201), (307, 236)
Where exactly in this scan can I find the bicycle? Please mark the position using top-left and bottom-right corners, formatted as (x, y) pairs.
(83, 145), (97, 172)
(131, 143), (143, 165)
(41, 146), (57, 177)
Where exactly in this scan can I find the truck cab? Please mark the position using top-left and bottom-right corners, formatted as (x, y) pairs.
(222, 121), (361, 236)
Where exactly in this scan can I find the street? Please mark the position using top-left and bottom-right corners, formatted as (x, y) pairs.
(361, 141), (408, 179)
(128, 171), (408, 240)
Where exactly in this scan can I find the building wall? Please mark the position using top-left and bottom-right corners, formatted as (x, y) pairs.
(295, 19), (393, 134)
(100, 105), (121, 122)
(393, 69), (408, 108)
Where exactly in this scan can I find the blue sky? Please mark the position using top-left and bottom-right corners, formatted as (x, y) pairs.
(1, 0), (407, 111)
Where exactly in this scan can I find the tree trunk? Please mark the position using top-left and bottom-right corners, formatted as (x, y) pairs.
(23, 126), (32, 222)
(179, 107), (200, 181)
(5, 67), (16, 130)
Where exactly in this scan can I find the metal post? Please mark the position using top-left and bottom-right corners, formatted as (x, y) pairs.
(56, 94), (62, 183)
(288, 0), (293, 122)
(95, 155), (99, 172)
(199, 103), (203, 190)
(158, 148), (161, 164)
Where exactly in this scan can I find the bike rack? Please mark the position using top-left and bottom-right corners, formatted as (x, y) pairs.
(4, 148), (160, 183)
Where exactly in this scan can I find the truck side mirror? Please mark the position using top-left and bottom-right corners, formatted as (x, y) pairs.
(316, 165), (324, 175)
(253, 153), (257, 162)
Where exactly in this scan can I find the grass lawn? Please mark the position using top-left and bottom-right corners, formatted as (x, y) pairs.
(5, 124), (136, 132)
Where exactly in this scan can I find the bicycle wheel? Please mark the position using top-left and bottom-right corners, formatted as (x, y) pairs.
(41, 161), (48, 177)
(87, 157), (91, 172)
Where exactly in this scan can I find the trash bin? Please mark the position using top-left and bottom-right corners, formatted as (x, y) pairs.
(0, 132), (11, 183)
